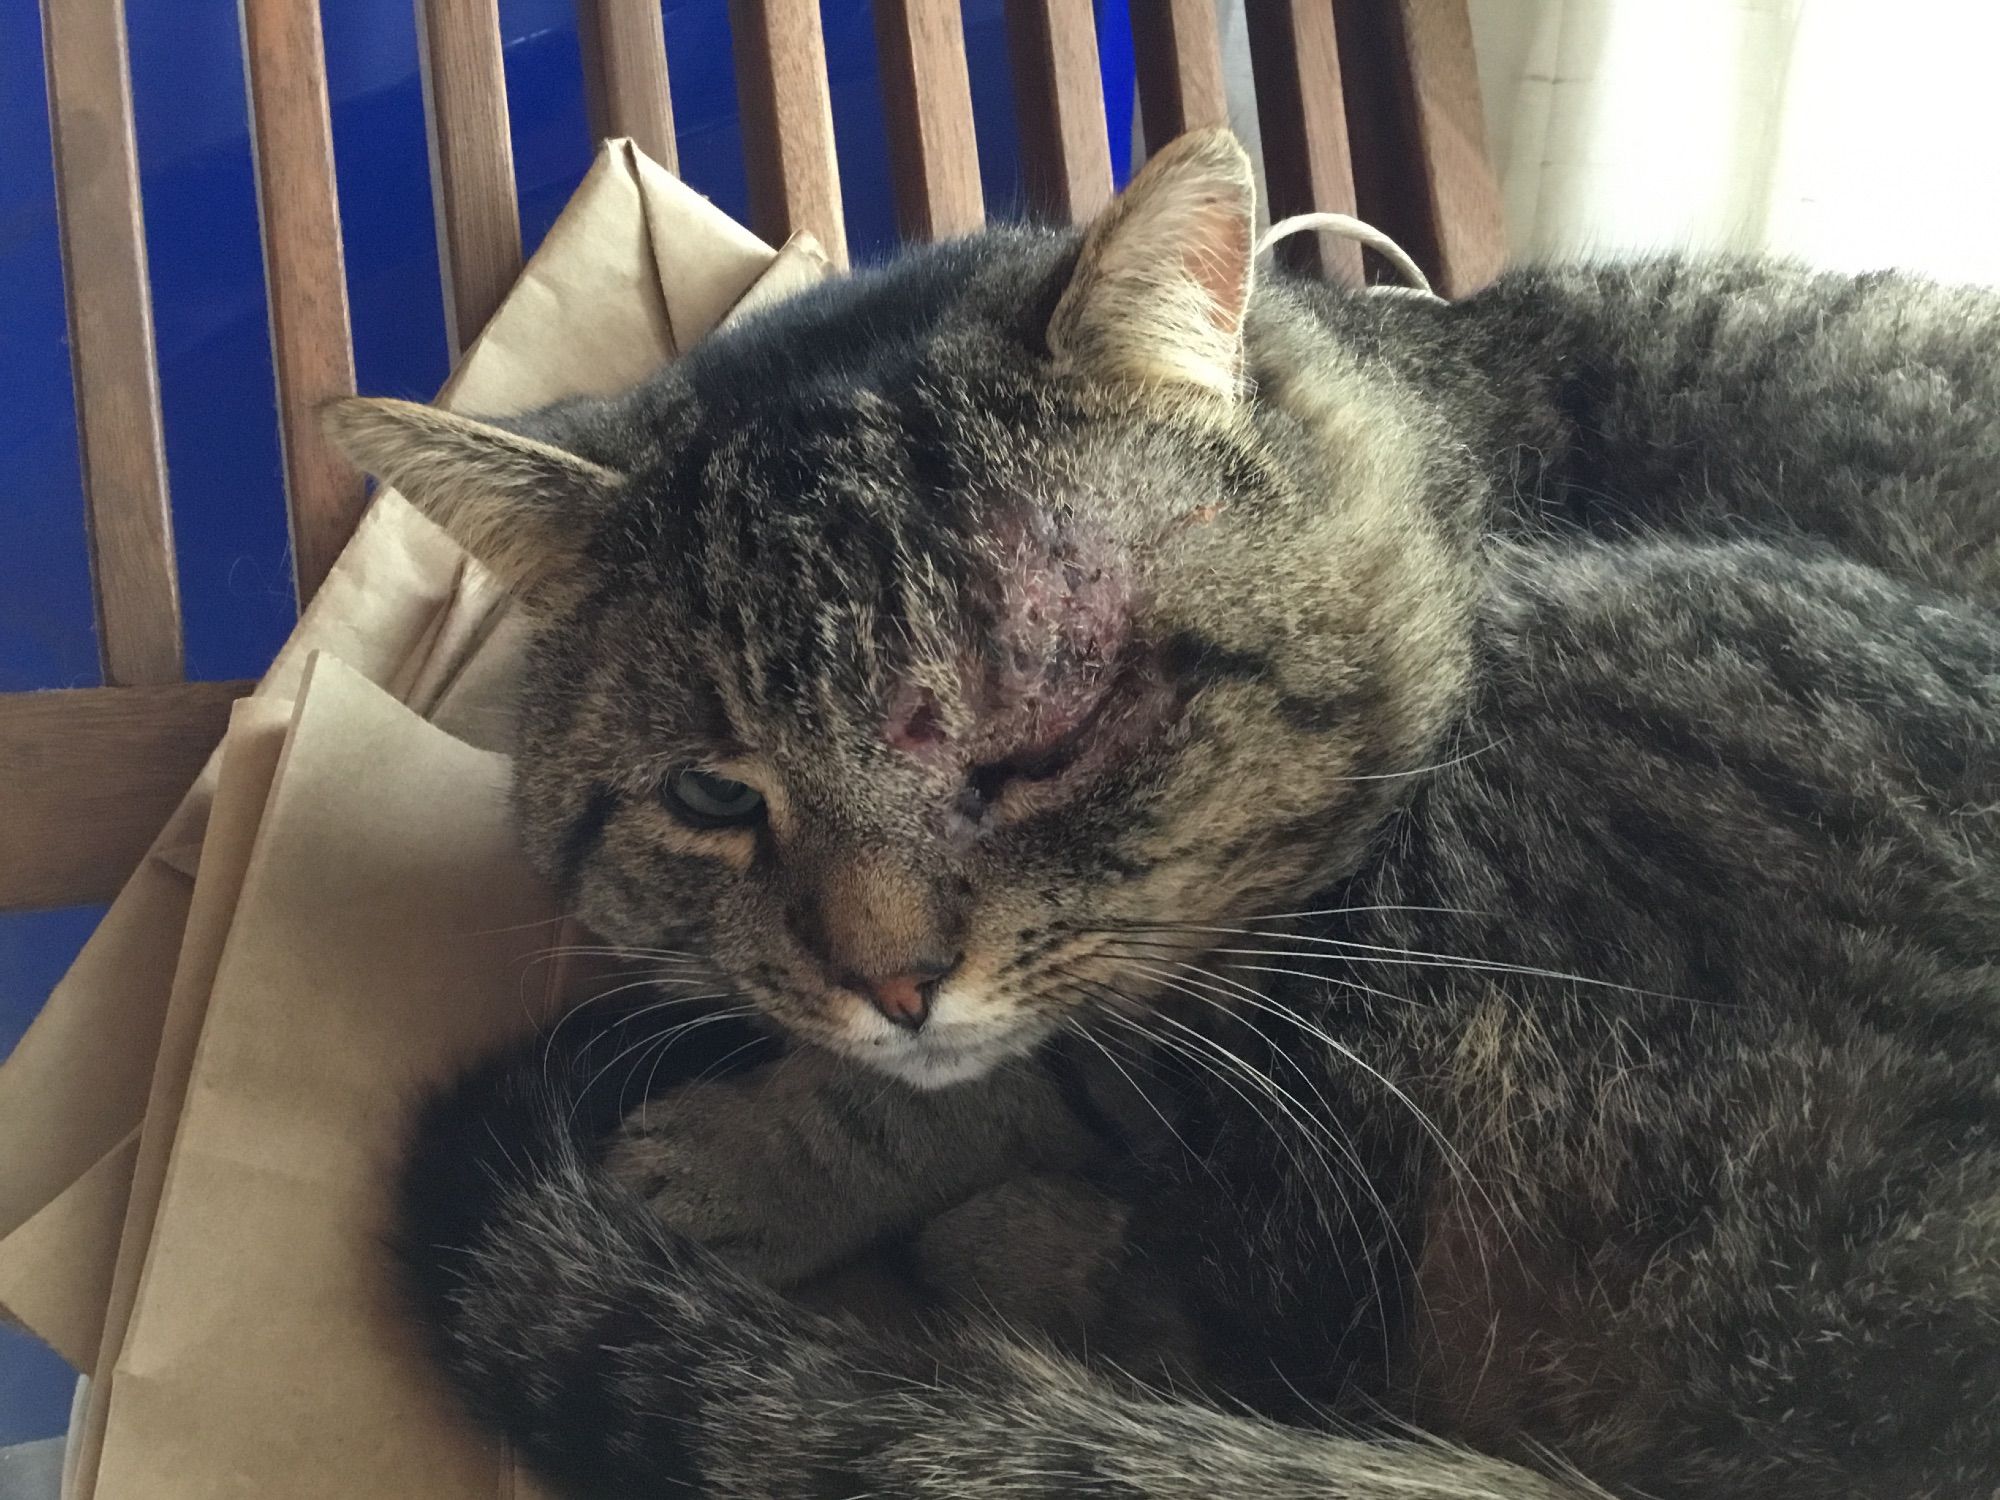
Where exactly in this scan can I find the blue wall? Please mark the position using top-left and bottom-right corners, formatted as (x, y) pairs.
(0, 0), (1135, 1448)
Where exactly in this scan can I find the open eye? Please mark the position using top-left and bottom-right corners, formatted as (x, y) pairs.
(664, 769), (765, 827)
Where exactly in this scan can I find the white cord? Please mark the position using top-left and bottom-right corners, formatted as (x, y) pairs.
(1256, 211), (1446, 303)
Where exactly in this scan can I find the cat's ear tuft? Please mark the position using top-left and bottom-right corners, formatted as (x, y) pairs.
(1047, 128), (1256, 401)
(321, 397), (625, 609)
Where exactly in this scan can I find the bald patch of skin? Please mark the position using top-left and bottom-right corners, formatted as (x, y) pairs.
(885, 504), (1163, 801)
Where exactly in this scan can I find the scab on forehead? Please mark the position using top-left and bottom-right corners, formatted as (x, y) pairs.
(882, 504), (1137, 766)
(983, 505), (1133, 754)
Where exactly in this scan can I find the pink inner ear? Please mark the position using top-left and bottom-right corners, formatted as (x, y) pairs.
(1183, 196), (1250, 336)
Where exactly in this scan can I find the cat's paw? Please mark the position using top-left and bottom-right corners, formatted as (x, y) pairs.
(915, 1174), (1130, 1341)
(602, 1072), (818, 1286)
(916, 1174), (1206, 1379)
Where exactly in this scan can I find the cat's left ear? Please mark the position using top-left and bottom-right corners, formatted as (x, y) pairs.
(322, 397), (625, 609)
(1047, 127), (1256, 401)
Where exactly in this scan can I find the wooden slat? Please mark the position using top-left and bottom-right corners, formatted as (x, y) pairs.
(1333, 0), (1504, 298)
(1244, 0), (1362, 283)
(240, 0), (365, 607)
(0, 682), (253, 911)
(1003, 0), (1111, 223)
(729, 0), (848, 268)
(415, 0), (523, 356)
(39, 0), (182, 687)
(1398, 0), (1505, 295)
(872, 0), (983, 241)
(576, 0), (678, 172)
(1129, 0), (1227, 156)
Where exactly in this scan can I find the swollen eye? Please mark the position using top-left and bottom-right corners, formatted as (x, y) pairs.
(961, 746), (1070, 818)
(954, 764), (1006, 823)
(665, 769), (765, 826)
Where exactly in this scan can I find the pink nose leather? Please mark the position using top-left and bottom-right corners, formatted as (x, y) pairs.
(863, 972), (936, 1032)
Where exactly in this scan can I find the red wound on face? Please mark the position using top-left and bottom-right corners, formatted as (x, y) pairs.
(881, 505), (1164, 780)
(887, 684), (948, 753)
(980, 506), (1130, 755)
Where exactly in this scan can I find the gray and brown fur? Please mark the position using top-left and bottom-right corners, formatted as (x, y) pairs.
(356, 130), (2000, 1497)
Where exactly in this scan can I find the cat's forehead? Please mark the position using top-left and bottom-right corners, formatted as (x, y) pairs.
(676, 229), (1063, 401)
(654, 484), (1162, 803)
(628, 401), (1198, 772)
(651, 361), (1099, 607)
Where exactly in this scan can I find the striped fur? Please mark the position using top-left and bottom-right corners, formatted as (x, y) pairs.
(370, 134), (2000, 1496)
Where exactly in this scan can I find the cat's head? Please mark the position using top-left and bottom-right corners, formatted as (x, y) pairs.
(326, 130), (1474, 1088)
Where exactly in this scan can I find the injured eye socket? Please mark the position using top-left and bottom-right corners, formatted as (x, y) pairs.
(956, 765), (1005, 822)
(963, 748), (1072, 817)
(664, 769), (766, 828)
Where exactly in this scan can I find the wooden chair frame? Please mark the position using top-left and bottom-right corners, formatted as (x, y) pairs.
(6, 0), (1502, 915)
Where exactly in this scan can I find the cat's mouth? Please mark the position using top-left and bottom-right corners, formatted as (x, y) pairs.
(842, 1001), (1051, 1090)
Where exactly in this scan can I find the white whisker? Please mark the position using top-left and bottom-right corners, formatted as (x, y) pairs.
(1128, 958), (1518, 1272)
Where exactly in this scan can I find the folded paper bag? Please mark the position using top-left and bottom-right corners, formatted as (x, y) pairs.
(62, 694), (296, 1497)
(90, 653), (571, 1499)
(0, 136), (829, 1369)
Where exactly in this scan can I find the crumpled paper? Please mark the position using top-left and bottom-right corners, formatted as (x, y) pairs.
(0, 138), (828, 1497)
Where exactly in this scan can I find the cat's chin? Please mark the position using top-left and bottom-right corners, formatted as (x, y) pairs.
(844, 1020), (1048, 1091)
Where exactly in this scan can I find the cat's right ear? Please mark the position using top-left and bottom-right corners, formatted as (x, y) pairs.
(321, 397), (624, 609)
(1046, 127), (1256, 401)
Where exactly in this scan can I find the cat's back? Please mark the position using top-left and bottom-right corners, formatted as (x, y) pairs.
(1358, 536), (2000, 1040)
(1281, 254), (2000, 602)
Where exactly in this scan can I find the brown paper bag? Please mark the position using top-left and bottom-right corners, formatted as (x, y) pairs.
(88, 653), (571, 1498)
(0, 137), (829, 1368)
(63, 695), (299, 1493)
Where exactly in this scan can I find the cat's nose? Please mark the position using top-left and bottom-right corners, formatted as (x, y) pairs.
(853, 955), (959, 1033)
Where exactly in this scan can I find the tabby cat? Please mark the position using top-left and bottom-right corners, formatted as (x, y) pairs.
(330, 130), (2000, 1497)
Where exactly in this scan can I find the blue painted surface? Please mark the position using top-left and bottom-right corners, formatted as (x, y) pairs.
(0, 0), (1134, 1444)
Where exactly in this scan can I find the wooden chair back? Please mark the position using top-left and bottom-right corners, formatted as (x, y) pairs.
(6, 0), (1502, 914)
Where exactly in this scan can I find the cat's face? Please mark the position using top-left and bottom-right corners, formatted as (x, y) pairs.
(327, 132), (1473, 1087)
